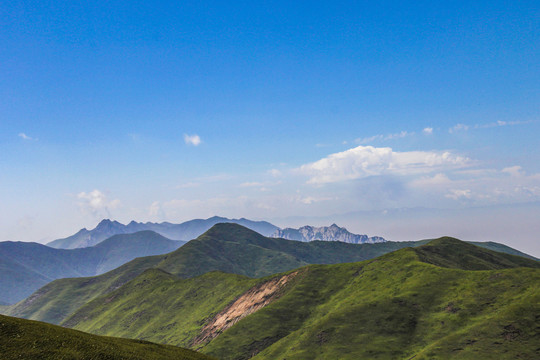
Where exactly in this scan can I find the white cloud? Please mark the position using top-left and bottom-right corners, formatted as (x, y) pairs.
(18, 133), (36, 141)
(422, 127), (433, 135)
(240, 182), (264, 187)
(449, 124), (469, 133)
(445, 189), (472, 200)
(268, 169), (282, 177)
(502, 166), (524, 177)
(76, 190), (120, 217)
(175, 182), (200, 189)
(299, 145), (470, 184)
(475, 120), (532, 129)
(148, 201), (166, 219)
(184, 134), (201, 146)
(299, 196), (334, 205)
(356, 131), (413, 144)
(410, 173), (451, 188)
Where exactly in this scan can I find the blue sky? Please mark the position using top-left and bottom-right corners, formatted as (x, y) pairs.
(1, 1), (539, 255)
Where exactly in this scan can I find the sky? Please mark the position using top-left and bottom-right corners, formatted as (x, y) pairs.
(1, 1), (539, 256)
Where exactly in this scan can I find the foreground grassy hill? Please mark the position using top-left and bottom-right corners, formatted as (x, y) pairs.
(0, 231), (184, 304)
(62, 237), (540, 359)
(4, 224), (431, 324)
(0, 314), (213, 360)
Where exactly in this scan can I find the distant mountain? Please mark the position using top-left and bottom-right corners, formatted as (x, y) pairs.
(57, 238), (540, 360)
(47, 216), (279, 249)
(5, 223), (537, 327)
(272, 223), (386, 244)
(0, 314), (211, 360)
(0, 231), (184, 304)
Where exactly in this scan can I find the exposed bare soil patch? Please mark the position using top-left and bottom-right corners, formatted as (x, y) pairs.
(193, 271), (298, 346)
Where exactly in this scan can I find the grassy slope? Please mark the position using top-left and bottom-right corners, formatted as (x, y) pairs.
(0, 314), (213, 360)
(201, 239), (539, 360)
(64, 269), (257, 346)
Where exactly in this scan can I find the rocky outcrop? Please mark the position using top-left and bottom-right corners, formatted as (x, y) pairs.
(272, 224), (385, 244)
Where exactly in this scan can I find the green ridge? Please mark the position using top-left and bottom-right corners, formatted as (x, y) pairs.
(201, 240), (540, 359)
(61, 237), (539, 359)
(0, 314), (213, 360)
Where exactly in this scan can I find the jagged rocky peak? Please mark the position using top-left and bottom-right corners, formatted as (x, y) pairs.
(272, 224), (386, 244)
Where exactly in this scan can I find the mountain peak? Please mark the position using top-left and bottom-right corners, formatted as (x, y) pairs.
(95, 219), (123, 229)
(208, 216), (228, 221)
(272, 224), (385, 244)
(201, 223), (266, 242)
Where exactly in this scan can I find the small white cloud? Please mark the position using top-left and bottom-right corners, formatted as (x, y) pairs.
(18, 133), (36, 141)
(299, 196), (333, 205)
(76, 189), (120, 217)
(268, 169), (282, 178)
(502, 166), (524, 177)
(184, 134), (201, 146)
(385, 131), (413, 140)
(422, 127), (433, 135)
(149, 201), (166, 219)
(355, 131), (413, 144)
(445, 189), (472, 200)
(475, 120), (532, 129)
(175, 182), (200, 189)
(410, 173), (451, 188)
(449, 124), (469, 133)
(240, 182), (264, 187)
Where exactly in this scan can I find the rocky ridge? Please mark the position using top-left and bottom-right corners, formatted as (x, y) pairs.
(272, 224), (386, 244)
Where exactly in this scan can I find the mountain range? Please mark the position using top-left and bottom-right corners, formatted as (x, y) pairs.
(2, 225), (538, 359)
(271, 223), (386, 243)
(46, 216), (389, 249)
(0, 231), (184, 304)
(2, 222), (539, 358)
(47, 216), (279, 249)
(3, 224), (536, 324)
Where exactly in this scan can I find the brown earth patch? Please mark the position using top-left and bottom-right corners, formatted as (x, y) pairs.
(444, 302), (460, 313)
(192, 271), (298, 346)
(502, 324), (521, 340)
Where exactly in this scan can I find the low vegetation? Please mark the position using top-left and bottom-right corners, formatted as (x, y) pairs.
(0, 314), (213, 360)
(61, 236), (539, 359)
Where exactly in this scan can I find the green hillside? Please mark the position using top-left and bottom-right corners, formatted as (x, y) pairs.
(0, 231), (184, 304)
(62, 237), (540, 359)
(201, 239), (540, 359)
(0, 314), (213, 360)
(63, 269), (257, 345)
(4, 224), (426, 324)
